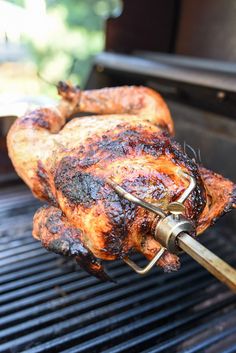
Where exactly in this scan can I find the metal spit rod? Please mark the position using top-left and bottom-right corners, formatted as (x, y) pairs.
(178, 232), (236, 293)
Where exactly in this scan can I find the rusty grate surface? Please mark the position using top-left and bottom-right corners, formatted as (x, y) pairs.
(0, 185), (236, 353)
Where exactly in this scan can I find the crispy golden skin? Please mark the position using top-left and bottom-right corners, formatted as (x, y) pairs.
(7, 82), (236, 280)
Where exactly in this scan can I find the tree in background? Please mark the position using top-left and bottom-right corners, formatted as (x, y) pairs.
(0, 0), (121, 96)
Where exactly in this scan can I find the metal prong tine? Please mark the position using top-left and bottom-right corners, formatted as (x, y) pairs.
(177, 172), (196, 204)
(107, 179), (166, 218)
(124, 248), (166, 275)
(198, 148), (202, 163)
(185, 143), (198, 161)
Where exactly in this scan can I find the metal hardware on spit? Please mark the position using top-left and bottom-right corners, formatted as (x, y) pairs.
(123, 247), (166, 275)
(154, 172), (196, 254)
(108, 173), (236, 293)
(108, 171), (195, 273)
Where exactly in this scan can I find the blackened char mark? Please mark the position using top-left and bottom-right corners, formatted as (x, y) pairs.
(77, 129), (170, 169)
(210, 194), (235, 227)
(49, 234), (111, 281)
(19, 109), (58, 130)
(54, 157), (131, 258)
(75, 255), (112, 282)
(102, 189), (131, 258)
(57, 81), (80, 102)
(40, 205), (111, 281)
(54, 156), (104, 207)
(224, 183), (236, 213)
(37, 161), (57, 205)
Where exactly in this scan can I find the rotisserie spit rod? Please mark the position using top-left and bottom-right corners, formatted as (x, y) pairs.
(108, 173), (236, 293)
(178, 233), (236, 292)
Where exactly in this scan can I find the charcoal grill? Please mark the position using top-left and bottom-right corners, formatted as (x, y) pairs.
(1, 1), (236, 352)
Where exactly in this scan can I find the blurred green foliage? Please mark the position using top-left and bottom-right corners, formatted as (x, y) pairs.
(7, 0), (121, 94)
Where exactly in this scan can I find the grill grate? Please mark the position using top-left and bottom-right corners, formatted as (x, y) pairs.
(0, 185), (236, 353)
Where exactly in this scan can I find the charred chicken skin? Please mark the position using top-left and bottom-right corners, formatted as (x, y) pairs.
(7, 82), (236, 280)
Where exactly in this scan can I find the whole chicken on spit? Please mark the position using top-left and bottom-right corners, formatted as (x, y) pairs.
(7, 82), (236, 280)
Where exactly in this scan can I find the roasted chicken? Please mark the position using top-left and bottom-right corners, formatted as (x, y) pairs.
(7, 82), (236, 280)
